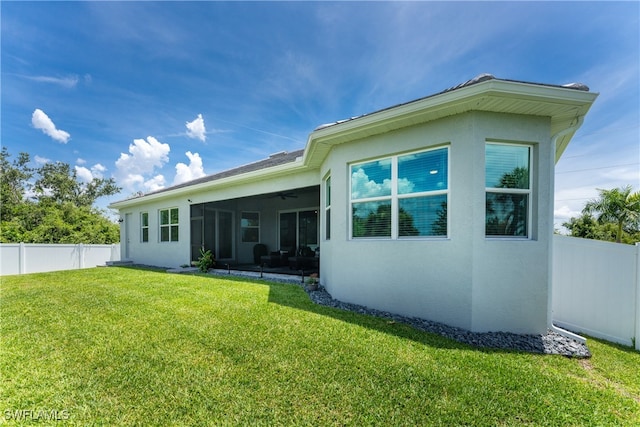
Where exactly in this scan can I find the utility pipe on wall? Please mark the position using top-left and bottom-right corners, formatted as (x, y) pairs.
(548, 115), (587, 344)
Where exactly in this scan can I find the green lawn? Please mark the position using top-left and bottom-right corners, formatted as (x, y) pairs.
(1, 267), (638, 426)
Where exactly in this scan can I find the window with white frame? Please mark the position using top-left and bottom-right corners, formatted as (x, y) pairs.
(324, 175), (331, 240)
(141, 212), (149, 243)
(241, 212), (260, 242)
(350, 146), (449, 239)
(159, 207), (179, 242)
(485, 142), (532, 238)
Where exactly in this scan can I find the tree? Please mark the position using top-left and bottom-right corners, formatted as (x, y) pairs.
(361, 203), (392, 237)
(0, 148), (122, 244)
(431, 201), (448, 236)
(399, 207), (420, 237)
(582, 186), (640, 243)
(0, 147), (33, 222)
(34, 161), (120, 207)
(352, 204), (421, 238)
(562, 213), (619, 242)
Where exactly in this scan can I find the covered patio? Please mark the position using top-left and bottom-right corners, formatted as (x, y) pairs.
(189, 184), (320, 273)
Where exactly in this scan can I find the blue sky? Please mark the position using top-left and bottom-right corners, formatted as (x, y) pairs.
(2, 1), (638, 229)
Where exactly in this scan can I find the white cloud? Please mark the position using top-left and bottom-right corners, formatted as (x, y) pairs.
(91, 163), (106, 178)
(75, 166), (94, 183)
(601, 166), (640, 183)
(144, 175), (166, 192)
(115, 136), (170, 192)
(121, 173), (145, 190)
(27, 74), (79, 88)
(554, 205), (582, 221)
(351, 165), (393, 199)
(75, 163), (107, 183)
(76, 158), (87, 165)
(31, 109), (71, 143)
(186, 114), (206, 142)
(34, 155), (50, 165)
(173, 151), (205, 185)
(350, 165), (417, 201)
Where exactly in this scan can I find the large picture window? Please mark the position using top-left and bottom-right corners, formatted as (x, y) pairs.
(350, 146), (449, 239)
(159, 207), (179, 242)
(140, 212), (149, 243)
(485, 143), (532, 238)
(241, 212), (260, 242)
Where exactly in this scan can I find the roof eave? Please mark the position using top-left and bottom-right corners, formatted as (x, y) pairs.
(303, 79), (598, 167)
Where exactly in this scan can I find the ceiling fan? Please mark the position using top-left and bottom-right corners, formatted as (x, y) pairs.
(269, 191), (297, 200)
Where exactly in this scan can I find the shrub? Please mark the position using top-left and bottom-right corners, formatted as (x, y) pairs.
(196, 248), (215, 272)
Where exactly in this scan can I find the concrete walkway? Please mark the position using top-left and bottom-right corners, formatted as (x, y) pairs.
(166, 266), (305, 285)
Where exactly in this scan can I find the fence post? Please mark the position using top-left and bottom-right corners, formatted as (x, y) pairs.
(635, 243), (640, 351)
(79, 243), (85, 269)
(19, 242), (25, 275)
(111, 244), (118, 262)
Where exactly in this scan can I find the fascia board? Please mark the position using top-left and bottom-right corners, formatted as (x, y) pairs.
(311, 80), (597, 143)
(483, 80), (598, 106)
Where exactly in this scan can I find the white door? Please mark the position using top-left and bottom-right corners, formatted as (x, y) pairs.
(124, 213), (132, 260)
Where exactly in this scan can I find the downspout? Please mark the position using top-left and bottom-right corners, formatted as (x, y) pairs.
(547, 115), (587, 344)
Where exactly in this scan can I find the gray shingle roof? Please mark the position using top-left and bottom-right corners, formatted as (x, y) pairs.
(119, 149), (305, 202)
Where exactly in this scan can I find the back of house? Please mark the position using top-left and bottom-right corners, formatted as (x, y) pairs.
(110, 74), (598, 335)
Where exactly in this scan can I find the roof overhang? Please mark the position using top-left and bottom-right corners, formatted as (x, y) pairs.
(302, 78), (598, 169)
(110, 76), (597, 211)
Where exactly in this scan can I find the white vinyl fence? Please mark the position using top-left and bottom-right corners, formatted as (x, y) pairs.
(0, 243), (121, 276)
(553, 235), (640, 350)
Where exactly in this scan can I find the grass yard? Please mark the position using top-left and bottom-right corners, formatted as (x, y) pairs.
(1, 267), (639, 426)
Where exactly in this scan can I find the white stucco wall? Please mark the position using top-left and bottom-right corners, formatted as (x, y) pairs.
(320, 111), (552, 334)
(118, 194), (192, 268)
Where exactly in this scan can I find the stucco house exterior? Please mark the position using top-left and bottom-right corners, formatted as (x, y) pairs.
(109, 74), (597, 335)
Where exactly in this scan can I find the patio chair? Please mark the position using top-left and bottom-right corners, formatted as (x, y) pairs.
(260, 248), (291, 268)
(288, 246), (317, 270)
(253, 243), (268, 265)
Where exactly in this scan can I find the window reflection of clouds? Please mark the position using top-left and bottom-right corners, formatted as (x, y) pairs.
(351, 161), (391, 199)
(352, 148), (448, 199)
(350, 147), (449, 238)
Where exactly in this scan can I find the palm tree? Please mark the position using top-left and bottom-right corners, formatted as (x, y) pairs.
(583, 186), (640, 243)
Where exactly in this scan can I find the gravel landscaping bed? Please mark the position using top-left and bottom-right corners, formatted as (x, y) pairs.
(305, 285), (591, 358)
